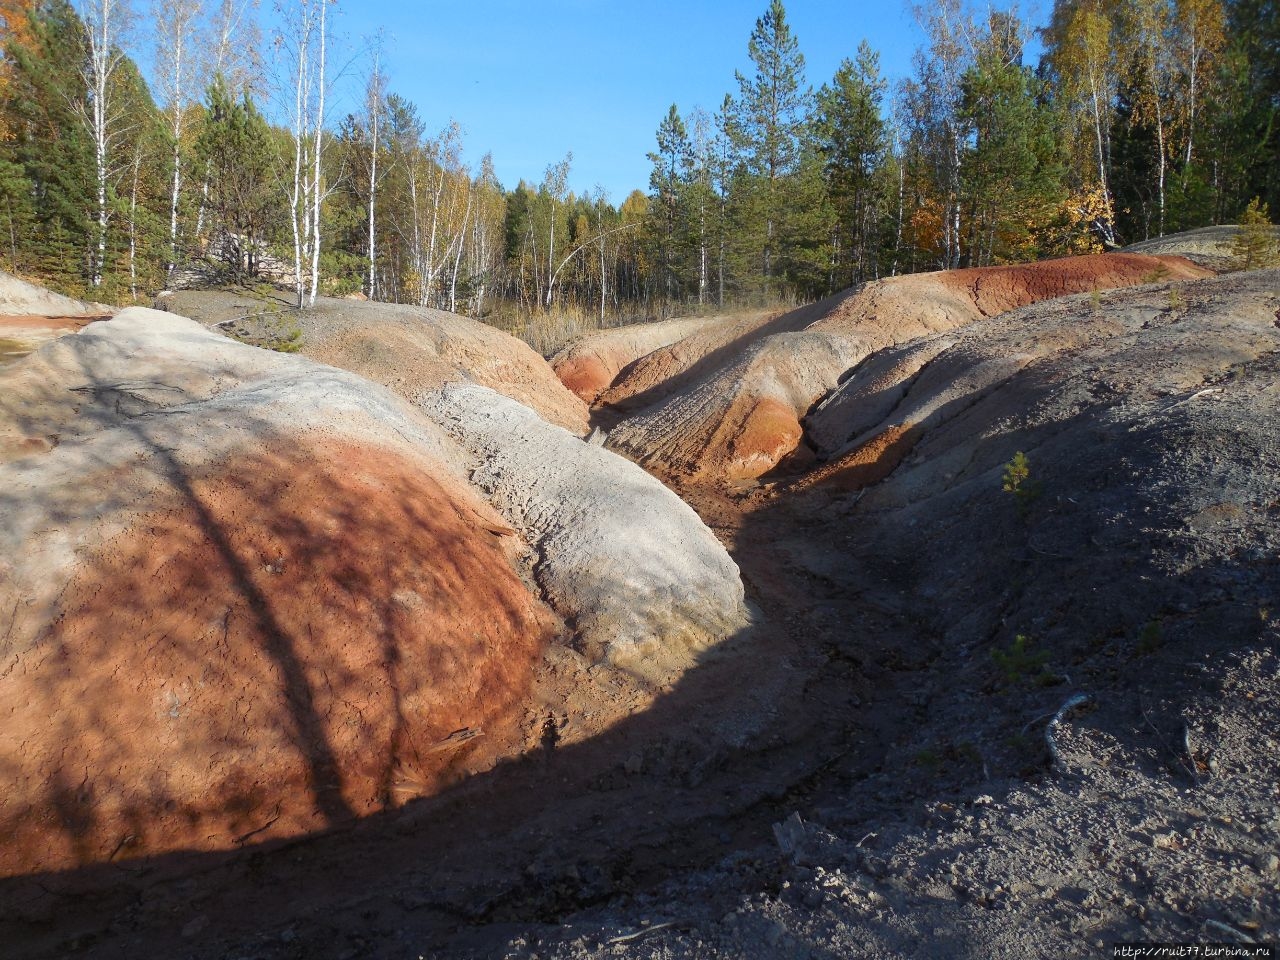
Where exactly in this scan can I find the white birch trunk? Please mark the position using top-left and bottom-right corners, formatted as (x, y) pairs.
(128, 143), (141, 300)
(307, 0), (326, 306)
(290, 26), (308, 306)
(82, 0), (126, 288)
(448, 184), (471, 313)
(366, 64), (380, 299)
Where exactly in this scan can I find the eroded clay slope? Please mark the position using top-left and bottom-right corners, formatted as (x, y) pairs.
(551, 315), (725, 403)
(0, 269), (106, 317)
(443, 273), (1280, 960)
(0, 269), (112, 363)
(597, 307), (804, 410)
(603, 254), (1210, 483)
(160, 290), (590, 434)
(0, 305), (749, 881)
(0, 310), (559, 877)
(427, 383), (747, 680)
(804, 266), (1280, 504)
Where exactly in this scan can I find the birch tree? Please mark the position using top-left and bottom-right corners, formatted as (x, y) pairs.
(153, 0), (203, 277)
(1128, 0), (1177, 235)
(276, 0), (332, 307)
(905, 0), (973, 269)
(77, 0), (133, 288)
(465, 153), (504, 316)
(362, 41), (385, 298)
(540, 152), (570, 308)
(1043, 0), (1122, 246)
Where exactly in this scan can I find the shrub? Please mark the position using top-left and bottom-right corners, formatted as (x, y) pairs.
(1231, 198), (1280, 270)
(992, 634), (1059, 687)
(1002, 451), (1042, 516)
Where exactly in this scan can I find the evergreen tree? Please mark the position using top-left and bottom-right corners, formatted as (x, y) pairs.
(194, 78), (278, 279)
(726, 0), (811, 289)
(1226, 0), (1280, 210)
(109, 54), (168, 301)
(814, 41), (888, 286)
(959, 12), (1065, 263)
(647, 104), (692, 302)
(0, 0), (96, 291)
(1231, 196), (1280, 267)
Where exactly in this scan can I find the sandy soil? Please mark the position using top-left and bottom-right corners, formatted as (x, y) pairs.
(0, 315), (111, 367)
(0, 270), (109, 317)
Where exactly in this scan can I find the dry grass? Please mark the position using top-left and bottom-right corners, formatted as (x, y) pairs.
(484, 294), (801, 357)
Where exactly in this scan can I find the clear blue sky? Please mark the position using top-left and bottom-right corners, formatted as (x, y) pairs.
(326, 0), (1046, 203)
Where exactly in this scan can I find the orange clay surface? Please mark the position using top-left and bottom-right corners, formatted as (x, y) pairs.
(0, 435), (556, 878)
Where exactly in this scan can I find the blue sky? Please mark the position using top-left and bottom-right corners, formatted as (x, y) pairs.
(324, 0), (1047, 203)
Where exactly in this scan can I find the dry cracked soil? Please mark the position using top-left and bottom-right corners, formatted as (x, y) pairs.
(1, 247), (1278, 960)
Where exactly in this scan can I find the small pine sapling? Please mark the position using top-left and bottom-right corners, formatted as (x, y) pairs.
(1231, 198), (1280, 270)
(992, 634), (1059, 687)
(1002, 451), (1042, 517)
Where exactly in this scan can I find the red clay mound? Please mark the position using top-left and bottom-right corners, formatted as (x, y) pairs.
(597, 308), (795, 410)
(603, 254), (1212, 484)
(811, 253), (1210, 334)
(550, 315), (724, 403)
(0, 310), (567, 877)
(0, 431), (555, 878)
(300, 303), (590, 433)
(0, 307), (751, 880)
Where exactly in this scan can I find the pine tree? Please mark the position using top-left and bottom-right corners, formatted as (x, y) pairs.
(194, 78), (278, 279)
(1231, 196), (1280, 268)
(959, 12), (1065, 264)
(814, 41), (888, 286)
(1226, 0), (1280, 211)
(1, 0), (96, 292)
(647, 104), (692, 302)
(726, 0), (811, 290)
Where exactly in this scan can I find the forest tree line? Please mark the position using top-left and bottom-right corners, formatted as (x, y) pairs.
(0, 0), (1276, 322)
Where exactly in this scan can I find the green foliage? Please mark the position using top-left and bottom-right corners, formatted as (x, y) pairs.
(813, 42), (889, 286)
(992, 634), (1059, 687)
(0, 0), (95, 292)
(1001, 451), (1042, 516)
(1136, 620), (1164, 655)
(0, 0), (1278, 319)
(1231, 197), (1280, 269)
(195, 79), (280, 280)
(958, 12), (1067, 265)
(724, 0), (813, 295)
(912, 747), (942, 772)
(647, 104), (693, 301)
